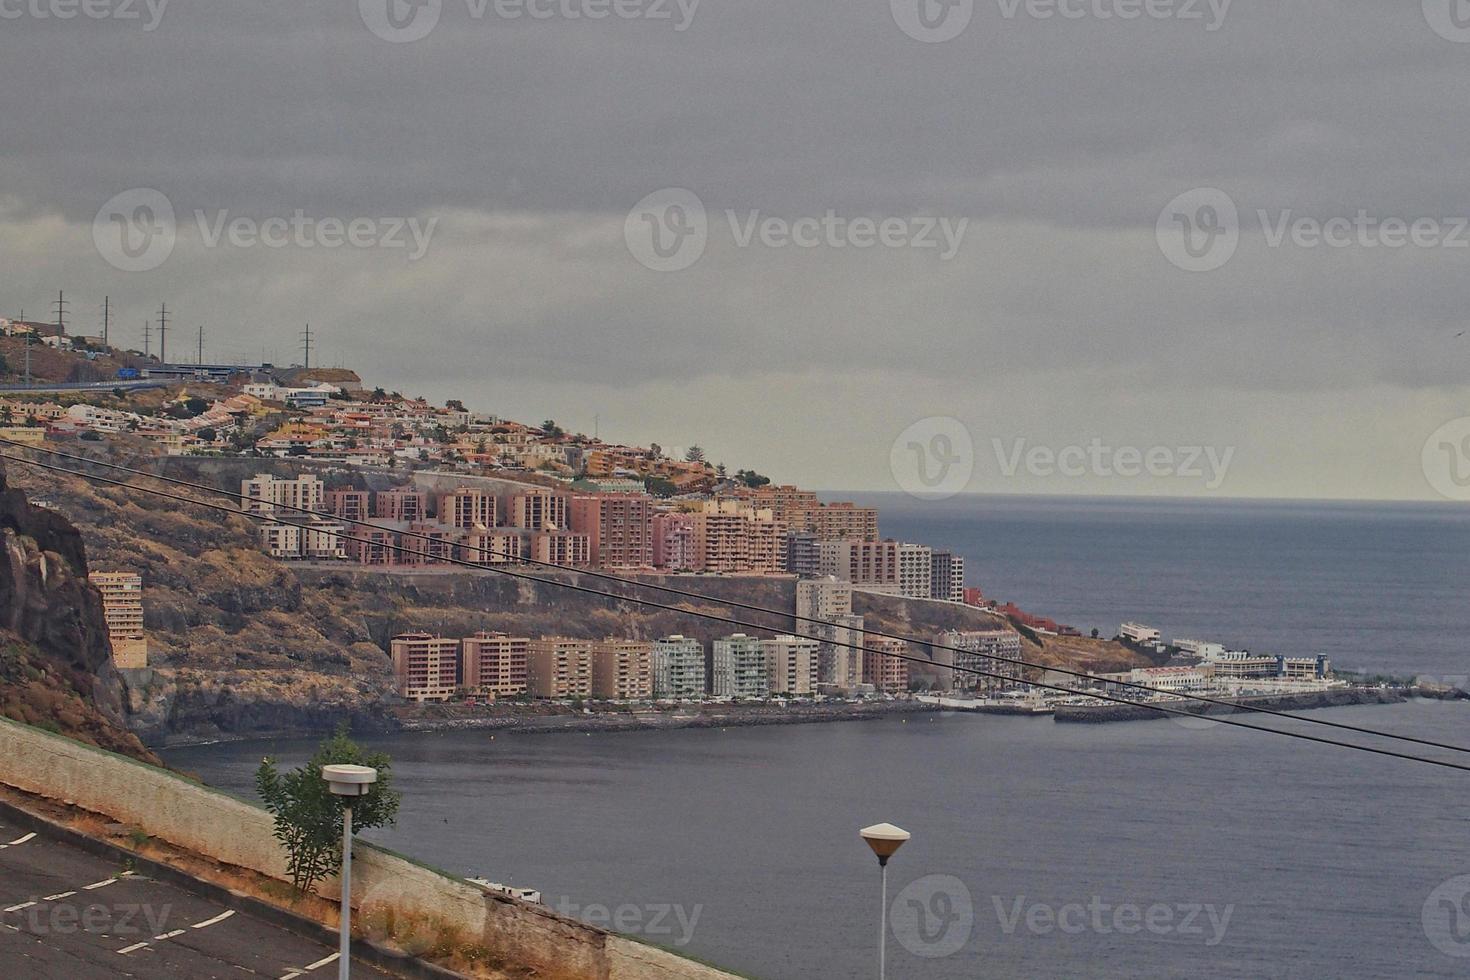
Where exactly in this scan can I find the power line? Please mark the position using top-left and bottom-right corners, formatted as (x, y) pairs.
(5, 447), (1470, 773)
(5, 437), (1463, 758)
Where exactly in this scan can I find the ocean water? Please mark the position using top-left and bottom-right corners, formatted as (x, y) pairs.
(165, 494), (1470, 979)
(846, 493), (1470, 679)
(170, 706), (1470, 980)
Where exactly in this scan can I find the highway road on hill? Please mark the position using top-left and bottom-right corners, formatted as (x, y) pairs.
(0, 812), (397, 979)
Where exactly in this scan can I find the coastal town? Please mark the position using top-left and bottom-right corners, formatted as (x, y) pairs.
(1, 310), (1353, 722)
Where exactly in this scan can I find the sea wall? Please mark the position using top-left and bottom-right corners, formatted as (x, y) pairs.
(0, 716), (742, 980)
(1053, 687), (1405, 723)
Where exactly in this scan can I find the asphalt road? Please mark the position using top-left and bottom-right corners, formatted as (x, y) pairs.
(0, 812), (396, 979)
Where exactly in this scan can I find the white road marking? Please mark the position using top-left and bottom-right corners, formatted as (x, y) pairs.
(42, 891), (76, 901)
(83, 878), (118, 890)
(279, 973), (303, 980)
(3, 902), (35, 912)
(117, 941), (149, 954)
(303, 952), (340, 970)
(5, 833), (35, 846)
(154, 928), (186, 940)
(191, 909), (235, 929)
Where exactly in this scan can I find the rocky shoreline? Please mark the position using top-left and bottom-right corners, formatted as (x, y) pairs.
(1053, 687), (1410, 724)
(395, 699), (941, 736)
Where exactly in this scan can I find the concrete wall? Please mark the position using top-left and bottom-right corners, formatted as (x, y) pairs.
(0, 717), (743, 980)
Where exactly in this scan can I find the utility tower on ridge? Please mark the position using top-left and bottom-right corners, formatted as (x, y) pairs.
(157, 302), (169, 363)
(301, 323), (313, 371)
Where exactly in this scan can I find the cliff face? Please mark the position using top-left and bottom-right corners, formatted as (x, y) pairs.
(0, 466), (158, 762)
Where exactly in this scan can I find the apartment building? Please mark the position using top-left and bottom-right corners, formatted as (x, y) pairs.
(761, 635), (820, 695)
(390, 633), (461, 702)
(300, 517), (347, 560)
(651, 635), (706, 699)
(439, 488), (496, 529)
(527, 637), (594, 698)
(785, 531), (821, 578)
(569, 494), (655, 569)
(259, 521), (302, 559)
(897, 543), (933, 600)
(818, 539), (899, 590)
(400, 523), (456, 565)
(459, 528), (524, 565)
(240, 473), (325, 516)
(863, 637), (910, 693)
(808, 503), (879, 542)
(88, 571), (147, 669)
(710, 634), (769, 698)
(930, 550), (965, 603)
(691, 500), (784, 574)
(937, 629), (1024, 693)
(530, 530), (591, 568)
(506, 490), (568, 531)
(325, 489), (369, 523)
(796, 577), (864, 689)
(591, 638), (654, 700)
(374, 489), (428, 523)
(345, 527), (397, 565)
(461, 631), (529, 697)
(652, 512), (698, 571)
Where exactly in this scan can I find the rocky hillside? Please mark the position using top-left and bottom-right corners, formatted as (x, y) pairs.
(0, 465), (158, 762)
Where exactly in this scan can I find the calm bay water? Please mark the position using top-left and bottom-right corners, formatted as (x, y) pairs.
(167, 495), (1470, 978)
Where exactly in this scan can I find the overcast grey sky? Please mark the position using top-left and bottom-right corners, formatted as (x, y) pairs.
(5, 0), (1470, 499)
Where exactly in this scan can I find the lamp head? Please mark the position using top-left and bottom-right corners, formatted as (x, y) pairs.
(322, 764), (377, 798)
(860, 823), (910, 865)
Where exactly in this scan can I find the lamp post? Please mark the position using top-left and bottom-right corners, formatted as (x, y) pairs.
(860, 823), (910, 980)
(323, 764), (377, 980)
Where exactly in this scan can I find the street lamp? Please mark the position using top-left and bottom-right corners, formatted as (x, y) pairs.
(860, 823), (910, 980)
(323, 764), (377, 980)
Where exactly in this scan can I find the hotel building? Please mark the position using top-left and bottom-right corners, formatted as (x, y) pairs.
(930, 550), (966, 603)
(461, 631), (529, 697)
(591, 638), (654, 700)
(711, 634), (769, 698)
(651, 635), (707, 699)
(761, 635), (820, 695)
(937, 629), (1024, 693)
(240, 473), (325, 516)
(89, 571), (148, 669)
(527, 637), (594, 698)
(569, 494), (655, 569)
(439, 488), (496, 529)
(390, 633), (461, 702)
(863, 637), (911, 693)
